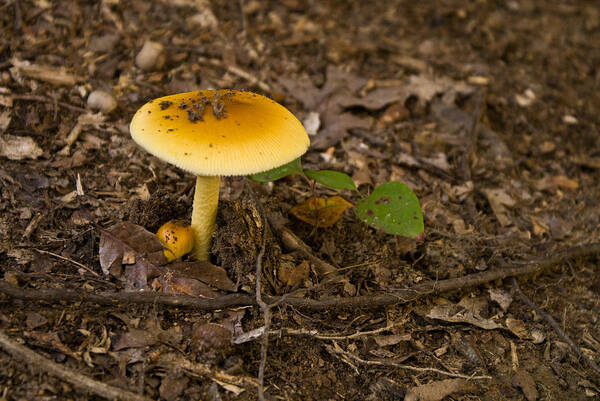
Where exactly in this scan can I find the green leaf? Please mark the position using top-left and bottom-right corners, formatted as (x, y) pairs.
(304, 170), (357, 191)
(248, 158), (303, 182)
(355, 182), (424, 238)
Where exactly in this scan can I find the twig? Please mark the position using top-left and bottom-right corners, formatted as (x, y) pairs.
(12, 94), (87, 113)
(197, 57), (270, 92)
(511, 277), (600, 375)
(270, 323), (402, 341)
(2, 242), (599, 312)
(324, 344), (491, 380)
(22, 212), (43, 240)
(245, 180), (270, 401)
(267, 212), (338, 276)
(33, 248), (100, 277)
(174, 358), (258, 388)
(0, 331), (151, 401)
(0, 281), (254, 309)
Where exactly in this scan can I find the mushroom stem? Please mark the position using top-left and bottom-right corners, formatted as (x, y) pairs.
(191, 175), (220, 260)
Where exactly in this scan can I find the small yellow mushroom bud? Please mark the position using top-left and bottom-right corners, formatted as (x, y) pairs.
(156, 220), (195, 262)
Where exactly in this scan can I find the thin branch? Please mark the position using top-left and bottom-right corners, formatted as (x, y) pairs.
(174, 358), (258, 388)
(511, 278), (600, 375)
(324, 344), (491, 380)
(267, 212), (338, 276)
(33, 248), (100, 277)
(270, 323), (403, 341)
(0, 281), (255, 309)
(246, 180), (270, 401)
(12, 94), (87, 113)
(0, 331), (151, 401)
(1, 242), (599, 312)
(197, 57), (270, 92)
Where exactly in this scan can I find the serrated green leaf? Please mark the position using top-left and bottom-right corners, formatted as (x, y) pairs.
(355, 182), (424, 238)
(248, 158), (303, 182)
(304, 170), (357, 191)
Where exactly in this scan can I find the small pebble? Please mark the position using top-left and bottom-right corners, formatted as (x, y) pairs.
(135, 40), (165, 71)
(89, 33), (120, 53)
(303, 111), (320, 136)
(87, 90), (117, 113)
(562, 114), (578, 125)
(187, 9), (218, 29)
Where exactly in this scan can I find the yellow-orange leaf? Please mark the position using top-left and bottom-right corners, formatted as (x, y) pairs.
(290, 196), (353, 228)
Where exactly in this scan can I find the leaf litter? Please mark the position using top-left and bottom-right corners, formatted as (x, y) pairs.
(1, 1), (599, 400)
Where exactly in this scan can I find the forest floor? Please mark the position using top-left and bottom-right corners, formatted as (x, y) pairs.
(0, 1), (599, 400)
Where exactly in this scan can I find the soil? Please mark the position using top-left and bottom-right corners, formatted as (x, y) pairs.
(1, 1), (599, 400)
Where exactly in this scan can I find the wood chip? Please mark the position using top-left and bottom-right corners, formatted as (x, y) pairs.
(11, 58), (81, 86)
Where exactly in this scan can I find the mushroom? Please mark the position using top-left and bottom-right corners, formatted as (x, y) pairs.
(130, 90), (310, 260)
(156, 220), (195, 262)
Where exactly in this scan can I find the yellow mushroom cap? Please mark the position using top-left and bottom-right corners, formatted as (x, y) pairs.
(156, 220), (195, 262)
(129, 90), (310, 176)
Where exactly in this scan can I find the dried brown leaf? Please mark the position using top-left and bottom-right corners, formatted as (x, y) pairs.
(338, 87), (409, 110)
(190, 322), (232, 351)
(167, 261), (235, 291)
(26, 312), (48, 330)
(112, 328), (158, 351)
(24, 331), (76, 358)
(427, 302), (501, 330)
(0, 135), (43, 160)
(314, 112), (372, 149)
(0, 110), (11, 133)
(512, 368), (539, 401)
(405, 378), (477, 401)
(99, 222), (166, 288)
(278, 260), (310, 288)
(159, 371), (189, 401)
(489, 288), (513, 312)
(161, 276), (221, 298)
(505, 317), (529, 339)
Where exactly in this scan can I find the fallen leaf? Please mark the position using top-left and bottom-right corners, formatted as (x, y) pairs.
(99, 222), (166, 287)
(314, 112), (371, 150)
(374, 334), (411, 347)
(290, 196), (353, 228)
(0, 110), (11, 133)
(159, 371), (189, 401)
(338, 87), (409, 110)
(190, 322), (232, 351)
(24, 331), (76, 359)
(112, 328), (158, 351)
(427, 303), (501, 330)
(489, 288), (513, 312)
(404, 75), (464, 105)
(167, 261), (235, 291)
(451, 332), (485, 366)
(505, 317), (529, 339)
(0, 135), (43, 160)
(278, 260), (310, 287)
(160, 276), (221, 298)
(512, 368), (539, 401)
(112, 318), (182, 351)
(26, 312), (48, 330)
(482, 188), (516, 226)
(405, 378), (477, 401)
(529, 216), (549, 236)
